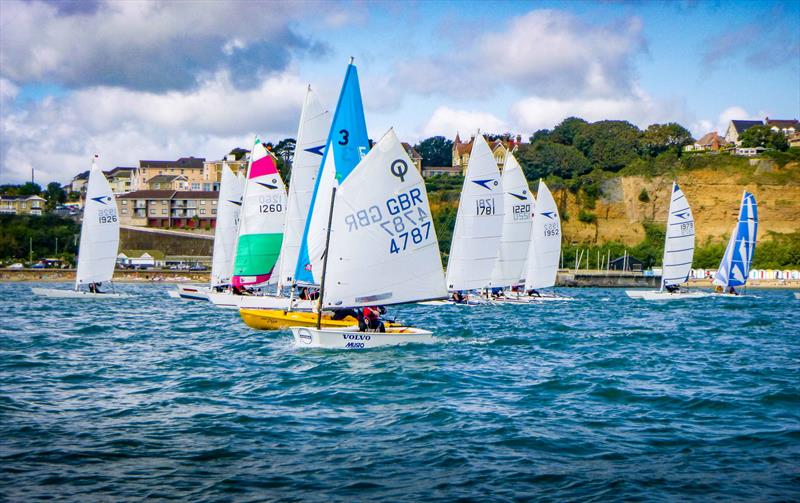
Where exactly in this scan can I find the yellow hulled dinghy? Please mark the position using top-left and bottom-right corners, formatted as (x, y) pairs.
(240, 308), (401, 331)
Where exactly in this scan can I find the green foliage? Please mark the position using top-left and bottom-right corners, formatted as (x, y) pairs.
(628, 221), (666, 267)
(550, 117), (588, 145)
(415, 136), (453, 167)
(739, 125), (789, 151)
(578, 210), (597, 224)
(516, 141), (591, 180)
(0, 182), (42, 196)
(425, 174), (464, 194)
(431, 206), (457, 266)
(752, 231), (800, 269)
(0, 214), (79, 261)
(762, 147), (800, 167)
(638, 188), (650, 202)
(573, 120), (642, 172)
(693, 241), (727, 268)
(641, 122), (693, 157)
(45, 181), (66, 210)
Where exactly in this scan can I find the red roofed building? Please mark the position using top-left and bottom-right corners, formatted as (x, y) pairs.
(452, 133), (526, 175)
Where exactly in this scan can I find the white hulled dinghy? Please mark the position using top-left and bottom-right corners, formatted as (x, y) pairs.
(174, 162), (244, 302)
(208, 137), (287, 308)
(504, 180), (572, 302)
(439, 134), (504, 305)
(289, 128), (448, 349)
(33, 155), (126, 299)
(712, 191), (758, 297)
(625, 182), (709, 301)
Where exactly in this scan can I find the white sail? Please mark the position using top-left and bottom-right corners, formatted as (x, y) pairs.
(524, 180), (561, 290)
(321, 129), (447, 308)
(660, 182), (695, 289)
(446, 135), (504, 291)
(210, 162), (244, 288)
(75, 156), (120, 288)
(489, 152), (533, 287)
(278, 86), (331, 289)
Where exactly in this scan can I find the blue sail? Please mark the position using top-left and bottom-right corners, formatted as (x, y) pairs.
(714, 191), (758, 288)
(294, 62), (369, 284)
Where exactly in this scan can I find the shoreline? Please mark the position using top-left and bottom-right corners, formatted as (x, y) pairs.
(2, 269), (798, 289)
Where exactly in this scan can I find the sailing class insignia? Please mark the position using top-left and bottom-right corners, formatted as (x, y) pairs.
(390, 159), (408, 183)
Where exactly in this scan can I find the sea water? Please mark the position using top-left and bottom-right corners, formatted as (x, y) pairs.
(1, 282), (798, 501)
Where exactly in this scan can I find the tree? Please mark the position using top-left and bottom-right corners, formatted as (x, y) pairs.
(516, 141), (591, 180)
(740, 125), (789, 151)
(0, 182), (42, 196)
(45, 181), (66, 210)
(529, 129), (551, 143)
(573, 120), (641, 172)
(642, 123), (693, 157)
(414, 136), (453, 167)
(273, 138), (296, 165)
(550, 117), (589, 145)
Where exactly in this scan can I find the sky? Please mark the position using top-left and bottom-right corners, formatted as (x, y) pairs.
(0, 0), (798, 185)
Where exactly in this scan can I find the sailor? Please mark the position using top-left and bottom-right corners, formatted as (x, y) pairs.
(331, 308), (359, 321)
(527, 288), (542, 298)
(359, 306), (386, 332)
(452, 291), (466, 304)
(88, 282), (102, 293)
(665, 284), (679, 293)
(727, 286), (738, 295)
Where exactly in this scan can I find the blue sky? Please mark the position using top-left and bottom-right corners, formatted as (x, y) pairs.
(0, 0), (798, 184)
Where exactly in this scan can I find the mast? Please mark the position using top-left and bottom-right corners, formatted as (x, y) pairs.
(316, 187), (337, 329)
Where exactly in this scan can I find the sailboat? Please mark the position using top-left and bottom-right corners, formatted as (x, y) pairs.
(33, 155), (126, 298)
(237, 86), (331, 313)
(241, 60), (374, 329)
(429, 134), (503, 305)
(712, 191), (758, 296)
(208, 137), (287, 308)
(513, 180), (571, 301)
(626, 182), (708, 300)
(290, 128), (447, 348)
(486, 152), (533, 300)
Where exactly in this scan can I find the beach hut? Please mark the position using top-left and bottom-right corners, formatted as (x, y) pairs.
(791, 270), (800, 280)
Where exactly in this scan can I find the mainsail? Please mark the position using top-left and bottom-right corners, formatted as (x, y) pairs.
(210, 162), (245, 288)
(489, 152), (533, 288)
(660, 182), (695, 289)
(231, 138), (287, 287)
(446, 135), (504, 291)
(75, 155), (120, 289)
(321, 129), (447, 308)
(523, 180), (561, 291)
(713, 191), (758, 288)
(294, 61), (369, 285)
(277, 86), (331, 289)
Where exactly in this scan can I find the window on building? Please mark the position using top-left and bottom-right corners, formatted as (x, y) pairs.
(150, 209), (156, 215)
(200, 209), (206, 215)
(200, 200), (205, 205)
(212, 200), (217, 205)
(121, 200), (127, 205)
(21, 202), (26, 208)
(162, 209), (167, 215)
(192, 183), (200, 190)
(181, 169), (185, 174)
(212, 209), (217, 214)
(121, 209), (127, 214)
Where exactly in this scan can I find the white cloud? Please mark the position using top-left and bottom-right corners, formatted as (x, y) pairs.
(479, 10), (645, 97)
(509, 86), (685, 132)
(0, 71), (307, 184)
(420, 106), (508, 138)
(0, 0), (326, 92)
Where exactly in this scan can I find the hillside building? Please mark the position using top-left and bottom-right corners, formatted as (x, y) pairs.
(130, 157), (205, 192)
(451, 133), (525, 175)
(724, 120), (763, 145)
(117, 190), (218, 229)
(0, 195), (46, 215)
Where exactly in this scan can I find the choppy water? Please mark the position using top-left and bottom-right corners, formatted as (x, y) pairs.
(1, 282), (798, 501)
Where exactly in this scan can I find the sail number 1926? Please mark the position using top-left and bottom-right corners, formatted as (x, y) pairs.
(98, 208), (117, 224)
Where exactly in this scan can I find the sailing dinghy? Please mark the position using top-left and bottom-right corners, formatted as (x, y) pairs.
(174, 162), (246, 302)
(237, 86), (331, 313)
(289, 128), (447, 349)
(626, 182), (709, 300)
(712, 191), (758, 296)
(33, 155), (126, 299)
(507, 180), (572, 302)
(438, 134), (504, 304)
(208, 137), (287, 308)
(241, 61), (373, 329)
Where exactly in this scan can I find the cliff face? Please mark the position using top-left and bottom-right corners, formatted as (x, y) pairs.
(556, 161), (800, 246)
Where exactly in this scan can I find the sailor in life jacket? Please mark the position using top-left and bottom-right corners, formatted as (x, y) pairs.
(360, 306), (386, 332)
